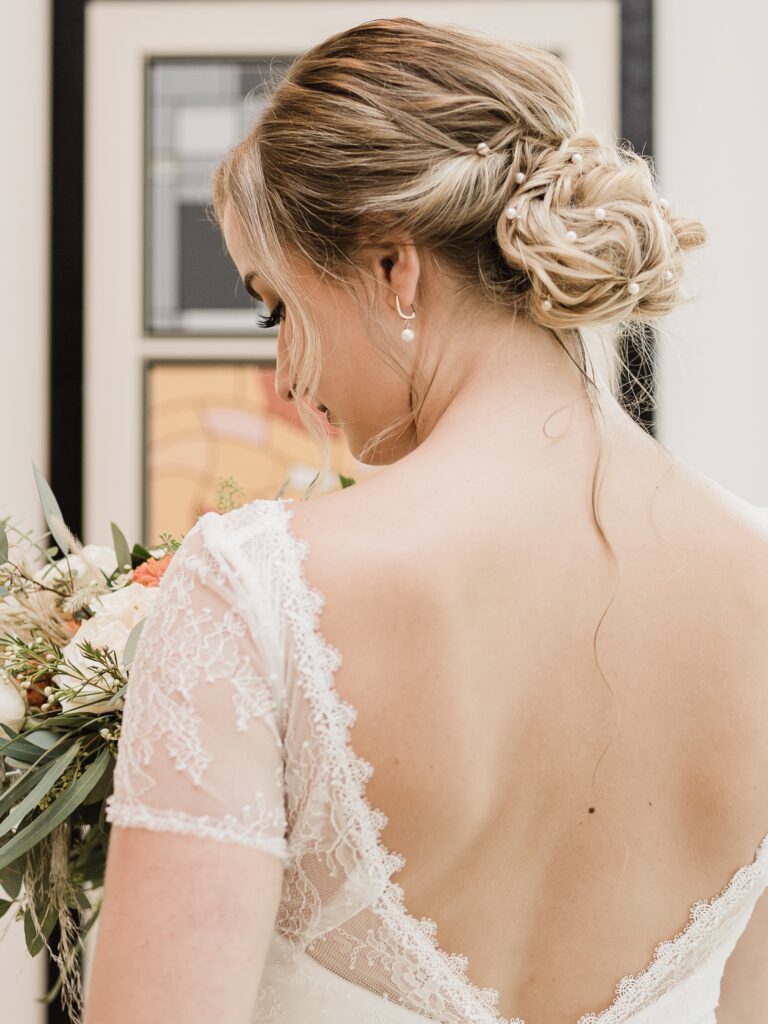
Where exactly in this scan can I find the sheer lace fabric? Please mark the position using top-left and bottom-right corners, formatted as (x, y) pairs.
(106, 498), (768, 1024)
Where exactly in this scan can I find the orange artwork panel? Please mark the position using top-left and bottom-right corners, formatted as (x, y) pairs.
(144, 361), (372, 542)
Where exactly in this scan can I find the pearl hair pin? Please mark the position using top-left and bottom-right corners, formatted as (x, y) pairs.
(473, 139), (668, 316)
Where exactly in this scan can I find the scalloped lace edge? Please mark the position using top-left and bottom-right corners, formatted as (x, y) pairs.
(105, 795), (291, 863)
(256, 496), (768, 1024)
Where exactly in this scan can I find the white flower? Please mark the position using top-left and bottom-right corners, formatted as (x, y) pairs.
(35, 544), (119, 587)
(0, 667), (27, 732)
(54, 583), (157, 714)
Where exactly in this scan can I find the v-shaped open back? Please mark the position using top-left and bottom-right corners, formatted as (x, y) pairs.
(107, 495), (768, 1024)
(240, 497), (768, 1024)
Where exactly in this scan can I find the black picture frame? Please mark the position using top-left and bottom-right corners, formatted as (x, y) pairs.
(47, 3), (653, 1013)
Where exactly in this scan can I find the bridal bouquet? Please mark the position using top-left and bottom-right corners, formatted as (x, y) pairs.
(0, 467), (353, 1022)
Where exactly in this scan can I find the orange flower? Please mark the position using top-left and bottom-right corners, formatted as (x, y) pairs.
(132, 552), (173, 588)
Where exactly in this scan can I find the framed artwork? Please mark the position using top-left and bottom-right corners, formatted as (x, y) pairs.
(145, 56), (293, 337)
(143, 359), (357, 540)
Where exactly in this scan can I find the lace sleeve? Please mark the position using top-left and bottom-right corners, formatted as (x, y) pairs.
(104, 511), (289, 864)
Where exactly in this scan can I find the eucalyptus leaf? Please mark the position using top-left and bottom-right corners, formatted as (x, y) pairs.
(1, 734), (50, 764)
(73, 887), (92, 911)
(1, 729), (69, 768)
(111, 522), (132, 572)
(0, 855), (25, 898)
(0, 520), (8, 565)
(24, 730), (60, 751)
(0, 764), (45, 819)
(1, 723), (72, 763)
(123, 618), (145, 668)
(0, 747), (111, 871)
(0, 585), (8, 598)
(81, 756), (114, 806)
(0, 740), (82, 839)
(0, 897), (13, 918)
(32, 463), (70, 557)
(24, 901), (58, 957)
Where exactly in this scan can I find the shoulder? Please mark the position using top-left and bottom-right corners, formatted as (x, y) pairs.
(650, 455), (768, 599)
(277, 484), (436, 592)
(665, 464), (768, 789)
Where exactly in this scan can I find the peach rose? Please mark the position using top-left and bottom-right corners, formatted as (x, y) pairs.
(132, 553), (173, 588)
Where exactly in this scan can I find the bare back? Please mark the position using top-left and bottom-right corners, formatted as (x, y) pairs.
(286, 406), (768, 1024)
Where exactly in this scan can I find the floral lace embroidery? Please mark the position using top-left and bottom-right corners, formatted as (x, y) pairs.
(105, 513), (290, 865)
(235, 497), (768, 1024)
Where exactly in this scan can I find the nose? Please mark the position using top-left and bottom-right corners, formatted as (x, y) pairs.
(276, 377), (295, 403)
(274, 347), (295, 402)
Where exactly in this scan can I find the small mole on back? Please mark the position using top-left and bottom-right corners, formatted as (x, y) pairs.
(588, 807), (595, 814)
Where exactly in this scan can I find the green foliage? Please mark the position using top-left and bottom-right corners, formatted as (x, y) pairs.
(24, 900), (58, 956)
(0, 747), (111, 871)
(0, 741), (82, 840)
(215, 475), (246, 513)
(0, 856), (25, 899)
(130, 541), (154, 569)
(0, 518), (8, 564)
(110, 522), (132, 573)
(32, 464), (70, 558)
(123, 618), (145, 668)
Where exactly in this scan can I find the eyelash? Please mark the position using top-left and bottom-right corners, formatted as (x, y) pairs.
(256, 300), (286, 329)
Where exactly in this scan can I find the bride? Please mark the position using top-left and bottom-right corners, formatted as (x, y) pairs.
(84, 17), (768, 1024)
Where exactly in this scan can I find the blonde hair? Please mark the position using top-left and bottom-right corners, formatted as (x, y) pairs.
(211, 16), (705, 484)
(210, 15), (708, 822)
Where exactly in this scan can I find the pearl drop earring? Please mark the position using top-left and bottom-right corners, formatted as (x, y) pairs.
(395, 294), (416, 342)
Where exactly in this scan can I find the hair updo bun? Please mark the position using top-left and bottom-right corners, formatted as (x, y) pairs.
(212, 15), (708, 467)
(492, 130), (707, 329)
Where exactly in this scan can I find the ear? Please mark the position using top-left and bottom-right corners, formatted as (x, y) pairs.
(365, 240), (421, 313)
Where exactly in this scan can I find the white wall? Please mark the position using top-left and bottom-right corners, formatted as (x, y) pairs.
(655, 0), (768, 503)
(0, 0), (50, 1018)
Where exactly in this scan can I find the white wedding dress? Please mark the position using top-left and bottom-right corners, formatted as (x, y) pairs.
(104, 497), (768, 1024)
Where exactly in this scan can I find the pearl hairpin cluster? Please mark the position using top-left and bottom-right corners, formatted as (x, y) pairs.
(476, 138), (675, 313)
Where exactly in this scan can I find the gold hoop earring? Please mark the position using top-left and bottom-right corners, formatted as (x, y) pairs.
(395, 294), (416, 343)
